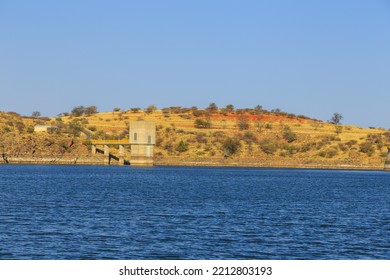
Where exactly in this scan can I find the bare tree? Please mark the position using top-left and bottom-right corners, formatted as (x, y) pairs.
(329, 113), (343, 125)
(329, 113), (343, 134)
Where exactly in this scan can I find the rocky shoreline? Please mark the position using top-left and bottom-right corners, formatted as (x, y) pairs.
(1, 155), (386, 171)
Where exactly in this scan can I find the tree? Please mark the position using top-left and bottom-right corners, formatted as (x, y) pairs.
(32, 111), (41, 118)
(329, 113), (343, 125)
(206, 102), (218, 113)
(71, 106), (85, 117)
(145, 105), (157, 114)
(225, 104), (235, 113)
(68, 119), (83, 137)
(329, 113), (343, 135)
(85, 105), (98, 116)
(254, 105), (263, 112)
(130, 107), (141, 113)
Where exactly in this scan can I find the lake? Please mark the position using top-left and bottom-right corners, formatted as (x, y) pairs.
(0, 165), (389, 259)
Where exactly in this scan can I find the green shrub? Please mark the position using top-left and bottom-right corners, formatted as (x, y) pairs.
(176, 140), (189, 153)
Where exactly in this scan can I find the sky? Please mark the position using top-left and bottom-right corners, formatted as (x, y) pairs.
(1, 0), (390, 128)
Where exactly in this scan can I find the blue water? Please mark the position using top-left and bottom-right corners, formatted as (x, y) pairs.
(0, 165), (389, 260)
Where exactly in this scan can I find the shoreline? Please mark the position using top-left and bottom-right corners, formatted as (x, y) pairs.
(1, 156), (387, 171)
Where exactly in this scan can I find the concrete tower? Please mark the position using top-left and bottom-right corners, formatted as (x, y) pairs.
(385, 147), (390, 170)
(129, 121), (156, 166)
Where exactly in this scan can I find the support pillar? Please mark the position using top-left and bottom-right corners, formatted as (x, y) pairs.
(119, 145), (125, 165)
(104, 145), (110, 165)
(385, 148), (390, 170)
(91, 145), (96, 155)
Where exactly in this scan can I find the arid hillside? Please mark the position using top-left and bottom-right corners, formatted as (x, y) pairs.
(1, 106), (389, 169)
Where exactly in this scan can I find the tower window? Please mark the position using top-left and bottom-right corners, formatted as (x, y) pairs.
(134, 133), (137, 141)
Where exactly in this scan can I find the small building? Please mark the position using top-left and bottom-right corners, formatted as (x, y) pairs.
(34, 125), (58, 133)
(129, 121), (156, 165)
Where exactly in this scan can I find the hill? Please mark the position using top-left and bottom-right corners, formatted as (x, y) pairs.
(1, 107), (389, 169)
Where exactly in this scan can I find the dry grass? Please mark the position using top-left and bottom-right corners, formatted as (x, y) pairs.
(1, 109), (387, 169)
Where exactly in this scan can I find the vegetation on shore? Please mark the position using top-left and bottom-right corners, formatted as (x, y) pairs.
(1, 104), (389, 169)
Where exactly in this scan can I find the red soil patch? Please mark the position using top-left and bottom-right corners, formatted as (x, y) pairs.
(210, 113), (307, 123)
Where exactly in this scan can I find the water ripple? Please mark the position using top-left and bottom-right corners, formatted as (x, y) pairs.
(1, 165), (390, 259)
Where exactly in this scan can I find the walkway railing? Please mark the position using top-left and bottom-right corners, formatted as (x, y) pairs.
(90, 139), (130, 145)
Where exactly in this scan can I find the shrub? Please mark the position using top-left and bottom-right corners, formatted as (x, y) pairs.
(345, 140), (357, 148)
(318, 147), (338, 158)
(360, 141), (375, 156)
(338, 143), (348, 151)
(195, 132), (207, 143)
(164, 142), (174, 153)
(281, 144), (298, 156)
(259, 138), (277, 154)
(265, 123), (273, 130)
(242, 131), (257, 144)
(222, 137), (241, 157)
(192, 110), (204, 117)
(300, 142), (315, 152)
(15, 121), (25, 133)
(179, 114), (191, 119)
(3, 125), (12, 133)
(176, 140), (189, 153)
(67, 119), (84, 137)
(383, 131), (390, 142)
(169, 106), (182, 114)
(194, 119), (211, 128)
(156, 138), (163, 147)
(237, 115), (250, 130)
(92, 130), (109, 140)
(130, 107), (141, 113)
(282, 125), (297, 143)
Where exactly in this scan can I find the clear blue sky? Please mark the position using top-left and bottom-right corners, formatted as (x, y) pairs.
(1, 0), (389, 128)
